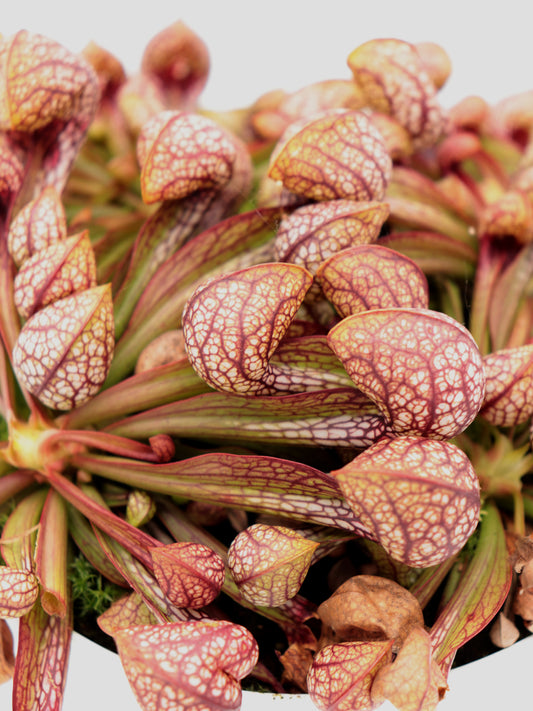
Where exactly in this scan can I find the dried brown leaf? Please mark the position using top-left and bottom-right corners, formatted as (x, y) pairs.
(279, 641), (316, 692)
(317, 575), (424, 650)
(489, 612), (520, 648)
(371, 627), (448, 711)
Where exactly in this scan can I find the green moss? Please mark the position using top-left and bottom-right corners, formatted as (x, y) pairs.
(0, 414), (7, 443)
(69, 553), (122, 617)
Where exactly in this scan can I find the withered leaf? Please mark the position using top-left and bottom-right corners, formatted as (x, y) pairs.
(371, 626), (448, 711)
(489, 612), (520, 648)
(317, 575), (424, 650)
(279, 640), (317, 692)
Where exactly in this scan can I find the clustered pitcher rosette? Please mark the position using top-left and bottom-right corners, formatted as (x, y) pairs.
(1, 22), (533, 711)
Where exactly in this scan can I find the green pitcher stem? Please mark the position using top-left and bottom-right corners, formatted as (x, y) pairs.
(469, 235), (501, 354)
(513, 490), (526, 537)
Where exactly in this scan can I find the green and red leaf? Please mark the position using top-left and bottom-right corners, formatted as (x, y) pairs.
(138, 110), (243, 204)
(133, 207), (281, 326)
(7, 186), (67, 268)
(73, 451), (374, 535)
(108, 206), (283, 384)
(150, 542), (225, 609)
(126, 490), (156, 527)
(415, 41), (452, 90)
(98, 591), (159, 636)
(105, 387), (385, 449)
(0, 30), (96, 132)
(0, 567), (39, 617)
(480, 344), (533, 426)
(0, 30), (99, 193)
(140, 21), (210, 111)
(332, 436), (480, 567)
(182, 262), (313, 394)
(113, 620), (259, 711)
(347, 39), (447, 149)
(269, 335), (356, 389)
(227, 524), (319, 607)
(34, 489), (69, 617)
(327, 308), (485, 438)
(67, 504), (128, 587)
(0, 620), (15, 684)
(317, 244), (429, 317)
(44, 475), (156, 569)
(487, 241), (533, 351)
(12, 600), (72, 711)
(268, 110), (392, 202)
(480, 189), (533, 244)
(13, 231), (97, 318)
(253, 78), (365, 141)
(430, 503), (512, 670)
(0, 132), (24, 209)
(62, 356), (208, 430)
(12, 284), (115, 410)
(112, 193), (218, 338)
(307, 640), (393, 711)
(0, 488), (47, 570)
(92, 527), (203, 623)
(379, 230), (476, 278)
(274, 200), (389, 275)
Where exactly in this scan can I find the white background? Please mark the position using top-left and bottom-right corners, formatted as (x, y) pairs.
(2, 1), (533, 709)
(2, 0), (533, 111)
